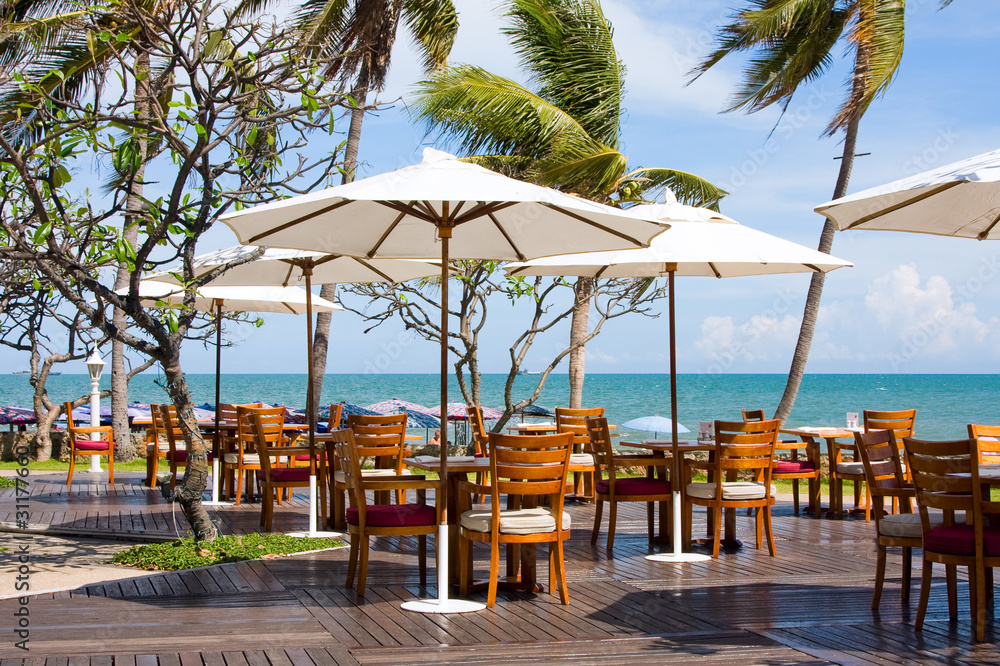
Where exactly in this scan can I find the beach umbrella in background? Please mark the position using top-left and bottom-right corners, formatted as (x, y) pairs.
(816, 147), (1000, 238)
(513, 404), (555, 421)
(221, 148), (667, 614)
(507, 201), (853, 563)
(148, 246), (442, 533)
(621, 415), (691, 439)
(0, 406), (36, 431)
(321, 402), (384, 429)
(128, 280), (340, 506)
(365, 398), (441, 429)
(429, 401), (503, 451)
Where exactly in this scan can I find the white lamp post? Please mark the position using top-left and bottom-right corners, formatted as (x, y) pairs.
(85, 350), (106, 473)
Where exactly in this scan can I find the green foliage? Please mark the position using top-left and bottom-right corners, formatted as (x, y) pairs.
(0, 476), (17, 487)
(111, 533), (343, 571)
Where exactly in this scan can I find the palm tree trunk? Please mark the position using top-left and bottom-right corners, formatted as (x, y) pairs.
(568, 277), (594, 408)
(773, 113), (860, 422)
(111, 52), (150, 458)
(310, 67), (370, 416)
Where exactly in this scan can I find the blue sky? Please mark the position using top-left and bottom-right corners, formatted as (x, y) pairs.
(10, 0), (1000, 376)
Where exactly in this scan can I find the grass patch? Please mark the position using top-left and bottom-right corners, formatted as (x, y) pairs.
(0, 459), (148, 472)
(0, 476), (17, 487)
(111, 532), (343, 571)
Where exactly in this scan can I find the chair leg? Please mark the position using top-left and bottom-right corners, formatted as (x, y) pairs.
(764, 506), (776, 556)
(792, 478), (799, 515)
(333, 485), (346, 530)
(459, 535), (470, 596)
(646, 501), (655, 543)
(873, 543), (887, 610)
(864, 485), (872, 523)
(234, 468), (244, 506)
(901, 546), (912, 604)
(418, 535), (427, 586)
(711, 506), (722, 558)
(170, 462), (178, 491)
(66, 452), (75, 486)
(607, 501), (618, 552)
(916, 559), (932, 630)
(591, 498), (603, 545)
(487, 541), (500, 608)
(346, 533), (359, 589)
(357, 535), (370, 597)
(946, 564), (958, 619)
(755, 506), (764, 550)
(555, 539), (569, 605)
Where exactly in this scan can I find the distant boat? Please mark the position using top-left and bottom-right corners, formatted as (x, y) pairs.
(516, 368), (540, 376)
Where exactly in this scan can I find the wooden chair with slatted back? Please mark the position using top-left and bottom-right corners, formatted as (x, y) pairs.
(63, 401), (115, 486)
(330, 428), (439, 596)
(555, 407), (603, 501)
(457, 431), (573, 607)
(252, 406), (311, 531)
(968, 424), (1000, 464)
(587, 416), (671, 553)
(145, 404), (166, 487)
(327, 403), (344, 431)
(833, 409), (916, 522)
(222, 405), (271, 504)
(855, 428), (919, 610)
(904, 436), (999, 641)
(329, 413), (410, 529)
(465, 404), (491, 503)
(684, 419), (779, 558)
(743, 408), (822, 517)
(158, 404), (190, 491)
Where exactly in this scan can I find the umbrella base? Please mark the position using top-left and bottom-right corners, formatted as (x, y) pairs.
(401, 598), (486, 614)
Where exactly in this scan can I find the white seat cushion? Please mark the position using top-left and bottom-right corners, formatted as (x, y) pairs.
(879, 512), (962, 538)
(686, 481), (777, 501)
(223, 453), (260, 465)
(460, 507), (571, 535)
(836, 462), (866, 476)
(334, 468), (411, 484)
(569, 453), (594, 466)
(158, 443), (185, 453)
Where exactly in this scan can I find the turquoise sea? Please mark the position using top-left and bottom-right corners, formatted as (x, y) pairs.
(2, 373), (997, 442)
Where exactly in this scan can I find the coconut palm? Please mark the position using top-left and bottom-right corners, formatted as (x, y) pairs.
(413, 0), (724, 407)
(291, 0), (458, 418)
(689, 0), (905, 421)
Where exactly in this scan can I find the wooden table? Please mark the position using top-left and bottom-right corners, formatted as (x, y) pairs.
(780, 427), (860, 518)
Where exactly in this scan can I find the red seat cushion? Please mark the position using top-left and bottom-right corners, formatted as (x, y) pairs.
(74, 440), (112, 451)
(346, 503), (437, 527)
(773, 460), (816, 474)
(167, 450), (213, 463)
(256, 468), (310, 482)
(924, 524), (1000, 556)
(596, 478), (670, 496)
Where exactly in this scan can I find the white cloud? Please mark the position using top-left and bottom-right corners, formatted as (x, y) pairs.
(692, 313), (801, 371)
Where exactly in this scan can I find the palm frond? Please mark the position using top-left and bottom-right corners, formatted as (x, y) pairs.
(402, 0), (458, 71)
(505, 0), (624, 147)
(535, 140), (627, 198)
(625, 167), (727, 210)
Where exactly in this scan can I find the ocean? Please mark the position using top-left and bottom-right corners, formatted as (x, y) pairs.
(2, 373), (997, 442)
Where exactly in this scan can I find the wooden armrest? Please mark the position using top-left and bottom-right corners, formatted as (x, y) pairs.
(361, 478), (439, 491)
(457, 480), (490, 496)
(70, 426), (113, 435)
(777, 440), (810, 449)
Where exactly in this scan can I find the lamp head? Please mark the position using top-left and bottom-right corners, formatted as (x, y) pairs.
(85, 349), (105, 381)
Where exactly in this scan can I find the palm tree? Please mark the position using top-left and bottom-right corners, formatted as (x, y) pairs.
(412, 0), (724, 407)
(291, 0), (458, 419)
(688, 0), (905, 422)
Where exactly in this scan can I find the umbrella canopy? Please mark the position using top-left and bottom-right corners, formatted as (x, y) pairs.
(220, 147), (668, 613)
(365, 398), (441, 429)
(431, 401), (503, 421)
(514, 404), (555, 418)
(506, 202), (852, 562)
(621, 415), (690, 435)
(0, 406), (36, 425)
(816, 147), (1000, 238)
(129, 281), (342, 315)
(321, 402), (385, 428)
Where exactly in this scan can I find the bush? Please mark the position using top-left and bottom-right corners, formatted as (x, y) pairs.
(111, 533), (343, 571)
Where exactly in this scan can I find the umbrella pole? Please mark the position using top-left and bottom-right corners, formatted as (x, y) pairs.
(402, 225), (483, 614)
(647, 267), (709, 564)
(204, 300), (228, 506)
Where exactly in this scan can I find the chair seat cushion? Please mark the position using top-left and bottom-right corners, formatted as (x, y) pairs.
(879, 512), (958, 539)
(158, 442), (185, 453)
(836, 461), (866, 476)
(596, 478), (670, 496)
(569, 453), (594, 466)
(460, 507), (571, 535)
(223, 452), (260, 465)
(347, 503), (437, 527)
(686, 481), (776, 501)
(74, 440), (112, 451)
(924, 523), (1000, 556)
(334, 468), (411, 484)
(773, 460), (816, 474)
(256, 468), (310, 483)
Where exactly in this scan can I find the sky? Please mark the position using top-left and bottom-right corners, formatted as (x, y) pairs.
(9, 0), (1000, 376)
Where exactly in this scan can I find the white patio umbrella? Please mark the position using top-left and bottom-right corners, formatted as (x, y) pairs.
(148, 246), (444, 535)
(220, 148), (668, 614)
(507, 202), (853, 563)
(816, 146), (1000, 238)
(130, 281), (341, 506)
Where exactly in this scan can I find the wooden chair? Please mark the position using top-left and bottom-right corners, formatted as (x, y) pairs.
(832, 409), (916, 521)
(465, 404), (490, 502)
(904, 436), (999, 641)
(555, 406), (603, 501)
(329, 428), (438, 597)
(743, 408), (822, 517)
(457, 431), (573, 607)
(684, 419), (779, 558)
(327, 403), (344, 431)
(968, 424), (1000, 463)
(158, 404), (195, 491)
(330, 413), (409, 529)
(252, 407), (312, 531)
(586, 416), (671, 553)
(63, 401), (115, 486)
(854, 428), (920, 610)
(144, 403), (167, 487)
(223, 404), (272, 504)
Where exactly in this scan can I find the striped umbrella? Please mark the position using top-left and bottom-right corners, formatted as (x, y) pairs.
(430, 401), (503, 421)
(364, 399), (441, 429)
(0, 406), (36, 425)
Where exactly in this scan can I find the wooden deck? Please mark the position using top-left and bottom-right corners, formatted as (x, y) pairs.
(1, 472), (998, 664)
